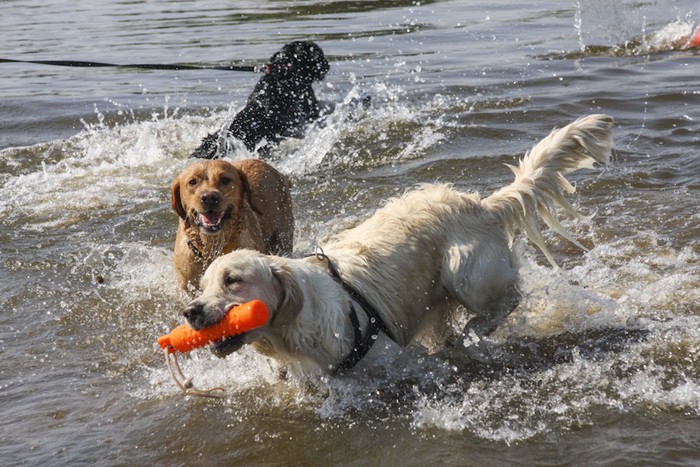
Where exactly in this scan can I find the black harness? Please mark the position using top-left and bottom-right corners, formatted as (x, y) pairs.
(313, 249), (396, 373)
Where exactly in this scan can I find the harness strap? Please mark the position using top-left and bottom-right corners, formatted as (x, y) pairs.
(321, 253), (396, 341)
(313, 248), (397, 372)
(333, 302), (379, 373)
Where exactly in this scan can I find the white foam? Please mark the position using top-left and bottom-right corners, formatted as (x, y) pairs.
(575, 0), (698, 54)
(7, 84), (697, 443)
(142, 347), (297, 405)
(273, 83), (455, 176)
(407, 232), (700, 439)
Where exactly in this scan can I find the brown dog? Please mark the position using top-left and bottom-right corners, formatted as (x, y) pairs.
(171, 159), (294, 290)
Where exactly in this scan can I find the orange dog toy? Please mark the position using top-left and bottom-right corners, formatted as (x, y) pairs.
(158, 299), (269, 354)
(688, 26), (700, 48)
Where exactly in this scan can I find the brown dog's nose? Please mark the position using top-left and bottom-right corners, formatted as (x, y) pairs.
(200, 190), (220, 209)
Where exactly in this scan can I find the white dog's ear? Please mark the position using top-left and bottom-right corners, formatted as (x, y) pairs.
(269, 260), (303, 326)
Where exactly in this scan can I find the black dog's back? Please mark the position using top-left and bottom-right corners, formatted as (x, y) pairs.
(190, 41), (329, 159)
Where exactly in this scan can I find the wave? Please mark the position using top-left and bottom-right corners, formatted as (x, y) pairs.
(135, 231), (699, 442)
(3, 67), (698, 444)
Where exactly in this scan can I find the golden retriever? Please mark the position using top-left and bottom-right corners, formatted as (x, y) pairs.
(183, 115), (613, 372)
(171, 159), (294, 290)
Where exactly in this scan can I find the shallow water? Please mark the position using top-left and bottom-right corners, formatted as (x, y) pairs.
(1, 0), (699, 465)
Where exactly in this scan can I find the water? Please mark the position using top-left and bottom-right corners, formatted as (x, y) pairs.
(1, 0), (699, 465)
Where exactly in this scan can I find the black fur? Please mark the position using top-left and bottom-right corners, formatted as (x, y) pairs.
(190, 41), (329, 158)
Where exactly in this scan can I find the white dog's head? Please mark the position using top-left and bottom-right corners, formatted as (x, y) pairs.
(183, 249), (303, 357)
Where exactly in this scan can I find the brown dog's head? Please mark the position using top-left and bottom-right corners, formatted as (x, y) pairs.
(171, 160), (260, 235)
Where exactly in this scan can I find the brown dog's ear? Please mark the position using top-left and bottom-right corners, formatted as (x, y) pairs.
(238, 171), (264, 216)
(269, 260), (303, 327)
(170, 179), (188, 220)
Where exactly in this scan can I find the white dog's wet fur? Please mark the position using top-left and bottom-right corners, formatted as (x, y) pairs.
(183, 114), (614, 373)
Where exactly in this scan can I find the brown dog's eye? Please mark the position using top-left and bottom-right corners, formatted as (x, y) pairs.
(220, 177), (231, 185)
(188, 178), (198, 186)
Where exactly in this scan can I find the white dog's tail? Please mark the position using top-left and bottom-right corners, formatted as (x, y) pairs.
(482, 114), (613, 267)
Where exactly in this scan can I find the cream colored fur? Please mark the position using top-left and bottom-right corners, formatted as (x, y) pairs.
(184, 114), (614, 371)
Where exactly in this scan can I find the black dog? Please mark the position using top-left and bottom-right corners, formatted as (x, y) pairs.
(190, 41), (330, 159)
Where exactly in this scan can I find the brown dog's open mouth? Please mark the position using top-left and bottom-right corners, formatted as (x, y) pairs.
(194, 208), (232, 234)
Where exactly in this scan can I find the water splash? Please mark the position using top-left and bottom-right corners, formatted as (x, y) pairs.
(570, 0), (698, 57)
(5, 67), (698, 445)
(272, 82), (455, 176)
(140, 229), (699, 442)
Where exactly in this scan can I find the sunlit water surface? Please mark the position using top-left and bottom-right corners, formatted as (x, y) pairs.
(1, 0), (699, 465)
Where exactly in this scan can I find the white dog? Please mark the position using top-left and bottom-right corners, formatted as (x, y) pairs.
(183, 114), (614, 372)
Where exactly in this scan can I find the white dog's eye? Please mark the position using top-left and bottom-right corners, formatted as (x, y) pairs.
(225, 275), (241, 286)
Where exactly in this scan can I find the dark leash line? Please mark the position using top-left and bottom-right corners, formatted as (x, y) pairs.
(0, 57), (258, 72)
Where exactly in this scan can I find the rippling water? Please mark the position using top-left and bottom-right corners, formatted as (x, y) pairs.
(2, 0), (699, 465)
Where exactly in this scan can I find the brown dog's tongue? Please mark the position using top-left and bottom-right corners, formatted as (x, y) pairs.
(200, 211), (224, 225)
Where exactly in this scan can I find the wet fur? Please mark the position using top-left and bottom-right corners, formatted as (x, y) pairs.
(190, 41), (329, 158)
(171, 159), (294, 290)
(185, 115), (614, 371)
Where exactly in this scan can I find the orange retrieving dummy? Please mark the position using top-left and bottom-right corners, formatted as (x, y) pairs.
(158, 300), (269, 398)
(158, 299), (269, 354)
